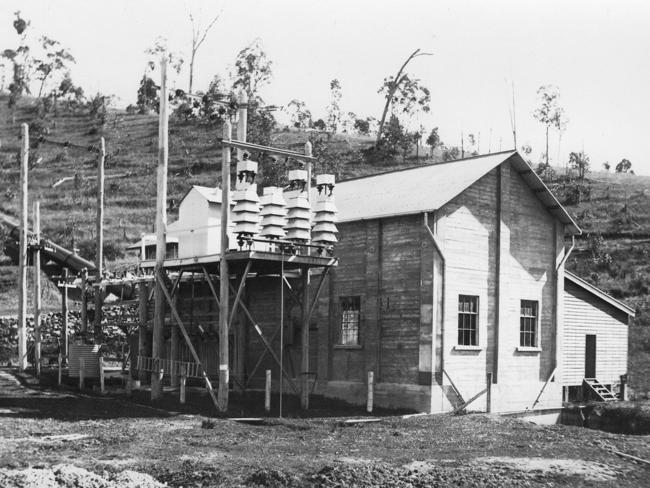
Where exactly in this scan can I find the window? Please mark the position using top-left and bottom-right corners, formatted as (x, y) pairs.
(520, 300), (538, 347)
(339, 296), (360, 345)
(458, 295), (479, 346)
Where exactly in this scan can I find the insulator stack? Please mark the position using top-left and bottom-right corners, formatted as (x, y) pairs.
(259, 186), (287, 239)
(285, 169), (311, 242)
(232, 159), (260, 238)
(312, 174), (338, 245)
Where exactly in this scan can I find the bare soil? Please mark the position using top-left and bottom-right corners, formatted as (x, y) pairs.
(0, 367), (648, 487)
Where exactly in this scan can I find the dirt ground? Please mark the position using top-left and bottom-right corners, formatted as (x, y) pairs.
(0, 368), (648, 487)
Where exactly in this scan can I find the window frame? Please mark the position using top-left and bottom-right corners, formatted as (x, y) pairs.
(337, 296), (361, 347)
(457, 294), (479, 347)
(519, 299), (539, 348)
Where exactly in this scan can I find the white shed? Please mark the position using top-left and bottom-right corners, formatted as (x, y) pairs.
(169, 186), (235, 259)
(562, 271), (635, 399)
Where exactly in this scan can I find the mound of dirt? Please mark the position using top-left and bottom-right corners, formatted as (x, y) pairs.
(0, 464), (164, 488)
(243, 462), (545, 488)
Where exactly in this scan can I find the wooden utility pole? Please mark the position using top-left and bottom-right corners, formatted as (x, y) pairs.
(17, 123), (28, 372)
(300, 141), (313, 409)
(152, 57), (169, 401)
(33, 201), (41, 376)
(170, 292), (179, 387)
(218, 120), (232, 413)
(138, 281), (149, 383)
(94, 137), (105, 340)
(236, 90), (248, 158)
(61, 268), (69, 363)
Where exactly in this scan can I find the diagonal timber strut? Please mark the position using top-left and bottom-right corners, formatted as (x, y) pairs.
(155, 270), (219, 411)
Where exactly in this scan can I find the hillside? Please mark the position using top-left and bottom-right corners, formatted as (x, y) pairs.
(0, 93), (648, 390)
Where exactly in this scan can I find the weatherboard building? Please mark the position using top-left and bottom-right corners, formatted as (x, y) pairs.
(133, 150), (633, 414)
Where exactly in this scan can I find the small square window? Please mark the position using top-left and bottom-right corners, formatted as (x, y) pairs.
(458, 295), (479, 346)
(339, 296), (360, 345)
(520, 300), (538, 347)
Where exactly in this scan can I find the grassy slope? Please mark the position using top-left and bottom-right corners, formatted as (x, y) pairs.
(0, 94), (648, 388)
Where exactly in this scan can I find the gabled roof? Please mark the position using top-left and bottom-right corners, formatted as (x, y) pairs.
(330, 151), (581, 235)
(565, 270), (636, 317)
(186, 185), (223, 203)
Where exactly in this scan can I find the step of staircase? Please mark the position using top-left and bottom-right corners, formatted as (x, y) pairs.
(584, 378), (617, 401)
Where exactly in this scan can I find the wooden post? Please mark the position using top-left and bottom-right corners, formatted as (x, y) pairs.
(80, 268), (88, 335)
(300, 141), (313, 409)
(57, 352), (62, 386)
(171, 293), (179, 387)
(152, 56), (169, 401)
(94, 137), (105, 340)
(486, 372), (493, 413)
(180, 364), (187, 404)
(620, 374), (628, 401)
(218, 120), (232, 413)
(99, 356), (105, 394)
(79, 357), (85, 390)
(138, 282), (149, 383)
(33, 201), (41, 377)
(300, 266), (310, 409)
(265, 369), (271, 413)
(236, 90), (248, 159)
(61, 268), (69, 364)
(17, 123), (28, 371)
(367, 371), (374, 413)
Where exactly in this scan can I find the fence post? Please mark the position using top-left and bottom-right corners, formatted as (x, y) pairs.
(57, 352), (62, 386)
(486, 372), (493, 413)
(367, 371), (374, 414)
(180, 364), (187, 405)
(99, 357), (105, 394)
(265, 369), (271, 413)
(79, 357), (85, 390)
(620, 374), (628, 401)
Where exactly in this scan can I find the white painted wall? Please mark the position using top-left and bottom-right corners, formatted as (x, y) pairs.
(562, 281), (628, 386)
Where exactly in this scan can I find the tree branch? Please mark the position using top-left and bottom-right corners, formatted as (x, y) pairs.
(376, 49), (433, 145)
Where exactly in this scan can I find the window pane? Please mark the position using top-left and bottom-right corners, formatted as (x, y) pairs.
(519, 300), (538, 347)
(458, 295), (478, 346)
(339, 296), (360, 345)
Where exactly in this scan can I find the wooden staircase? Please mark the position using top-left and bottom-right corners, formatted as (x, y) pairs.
(584, 378), (617, 401)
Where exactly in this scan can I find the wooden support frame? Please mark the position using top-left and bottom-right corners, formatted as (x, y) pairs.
(229, 260), (252, 329)
(202, 266), (221, 309)
(33, 201), (41, 376)
(221, 139), (316, 162)
(228, 280), (300, 394)
(242, 266), (331, 397)
(300, 266), (329, 408)
(155, 271), (219, 410)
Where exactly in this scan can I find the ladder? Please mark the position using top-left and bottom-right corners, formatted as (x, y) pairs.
(584, 378), (617, 401)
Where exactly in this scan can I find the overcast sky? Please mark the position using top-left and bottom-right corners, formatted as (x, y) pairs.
(1, 0), (649, 174)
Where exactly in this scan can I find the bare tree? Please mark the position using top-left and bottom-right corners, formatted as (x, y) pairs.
(188, 10), (222, 93)
(376, 48), (432, 145)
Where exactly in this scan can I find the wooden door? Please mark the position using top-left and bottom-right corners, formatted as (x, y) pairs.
(585, 335), (597, 378)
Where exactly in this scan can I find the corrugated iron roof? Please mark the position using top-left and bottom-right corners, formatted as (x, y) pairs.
(329, 151), (581, 235)
(565, 270), (636, 317)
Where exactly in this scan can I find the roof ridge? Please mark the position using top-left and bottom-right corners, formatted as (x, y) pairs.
(338, 149), (516, 184)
